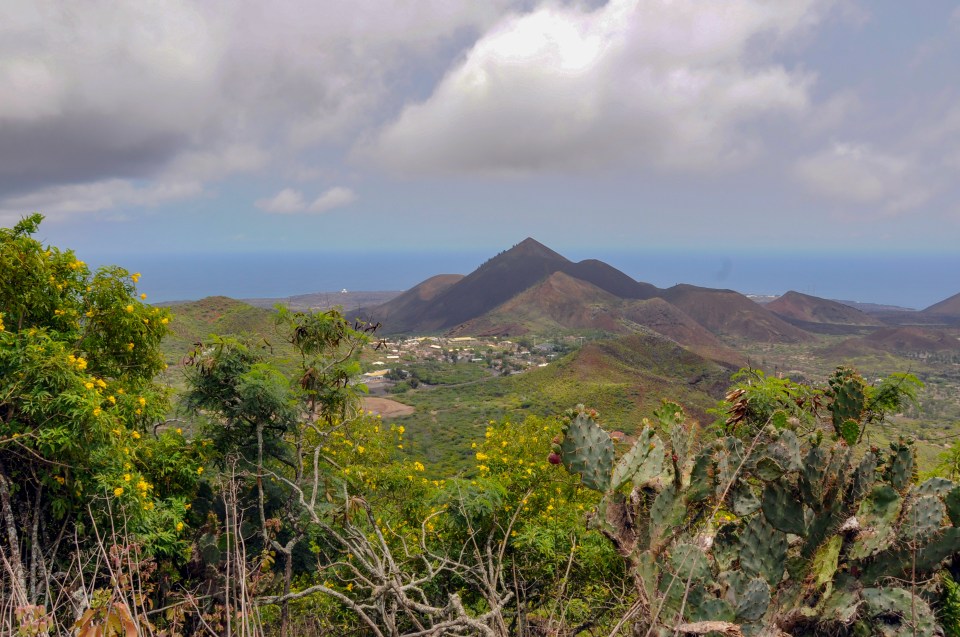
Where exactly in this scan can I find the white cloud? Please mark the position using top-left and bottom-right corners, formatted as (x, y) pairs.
(257, 186), (356, 214)
(793, 142), (933, 213)
(365, 0), (821, 175)
(0, 0), (512, 214)
(256, 188), (308, 214)
(0, 178), (203, 225)
(309, 187), (357, 213)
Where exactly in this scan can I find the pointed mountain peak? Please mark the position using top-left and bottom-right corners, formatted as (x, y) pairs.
(504, 238), (570, 261)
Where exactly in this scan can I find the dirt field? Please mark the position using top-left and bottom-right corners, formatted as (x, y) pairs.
(361, 396), (415, 418)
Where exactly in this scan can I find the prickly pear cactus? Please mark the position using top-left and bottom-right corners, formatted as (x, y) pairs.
(559, 412), (614, 492)
(827, 366), (867, 443)
(552, 367), (960, 637)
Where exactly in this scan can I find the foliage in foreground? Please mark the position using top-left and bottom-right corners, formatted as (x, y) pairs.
(553, 367), (960, 636)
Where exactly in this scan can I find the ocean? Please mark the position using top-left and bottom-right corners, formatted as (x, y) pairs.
(90, 250), (959, 310)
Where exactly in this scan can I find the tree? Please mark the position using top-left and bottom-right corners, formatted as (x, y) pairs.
(0, 215), (202, 630)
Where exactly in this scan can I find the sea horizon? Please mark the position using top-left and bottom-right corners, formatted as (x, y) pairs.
(81, 250), (960, 310)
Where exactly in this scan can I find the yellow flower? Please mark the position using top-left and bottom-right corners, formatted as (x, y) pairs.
(54, 476), (65, 484)
(185, 504), (191, 510)
(84, 382), (94, 390)
(107, 395), (116, 404)
(160, 317), (169, 325)
(123, 474), (131, 482)
(397, 426), (405, 434)
(475, 452), (489, 461)
(127, 342), (134, 351)
(176, 522), (184, 532)
(114, 487), (124, 497)
(85, 310), (94, 318)
(356, 445), (365, 454)
(414, 461), (425, 472)
(131, 272), (140, 283)
(117, 388), (124, 394)
(96, 378), (106, 388)
(125, 305), (133, 313)
(140, 293), (147, 300)
(76, 357), (87, 370)
(143, 318), (149, 324)
(93, 408), (101, 416)
(196, 467), (204, 475)
(138, 396), (146, 407)
(132, 431), (141, 439)
(175, 428), (182, 434)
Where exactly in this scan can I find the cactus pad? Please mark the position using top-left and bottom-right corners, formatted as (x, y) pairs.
(735, 577), (771, 622)
(761, 481), (806, 536)
(740, 516), (787, 586)
(560, 413), (614, 492)
(610, 425), (663, 491)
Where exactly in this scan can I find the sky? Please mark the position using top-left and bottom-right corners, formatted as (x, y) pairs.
(2, 1), (959, 297)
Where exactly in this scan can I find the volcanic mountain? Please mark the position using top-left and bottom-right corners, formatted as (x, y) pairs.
(365, 238), (657, 333)
(658, 284), (813, 344)
(766, 291), (884, 328)
(363, 239), (816, 346)
(922, 292), (960, 321)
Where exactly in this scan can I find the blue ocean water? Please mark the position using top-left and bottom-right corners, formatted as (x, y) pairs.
(91, 250), (959, 310)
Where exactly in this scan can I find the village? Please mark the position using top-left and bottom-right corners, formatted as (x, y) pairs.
(359, 334), (582, 395)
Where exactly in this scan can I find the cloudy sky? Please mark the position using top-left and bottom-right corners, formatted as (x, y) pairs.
(2, 0), (959, 263)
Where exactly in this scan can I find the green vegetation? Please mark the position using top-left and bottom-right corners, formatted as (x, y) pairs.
(3, 216), (960, 636)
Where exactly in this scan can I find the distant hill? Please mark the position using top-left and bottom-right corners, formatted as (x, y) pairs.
(821, 326), (960, 360)
(449, 272), (746, 368)
(923, 292), (960, 318)
(243, 290), (400, 313)
(365, 238), (660, 333)
(766, 291), (883, 327)
(159, 296), (287, 373)
(362, 274), (463, 329)
(448, 271), (623, 336)
(659, 284), (813, 344)
(523, 332), (733, 426)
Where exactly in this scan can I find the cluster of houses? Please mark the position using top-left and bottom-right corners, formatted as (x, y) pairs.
(361, 335), (572, 384)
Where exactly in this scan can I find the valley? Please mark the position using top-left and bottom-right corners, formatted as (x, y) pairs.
(161, 238), (960, 476)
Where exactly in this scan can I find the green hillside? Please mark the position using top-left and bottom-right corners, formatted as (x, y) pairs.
(391, 332), (731, 474)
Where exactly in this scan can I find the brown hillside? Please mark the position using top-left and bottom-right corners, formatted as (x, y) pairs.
(366, 238), (661, 334)
(448, 271), (622, 336)
(563, 259), (658, 299)
(767, 291), (883, 326)
(923, 292), (960, 317)
(823, 326), (960, 359)
(864, 326), (960, 352)
(621, 298), (746, 369)
(369, 238), (571, 332)
(659, 284), (813, 344)
(360, 274), (463, 330)
(449, 273), (744, 368)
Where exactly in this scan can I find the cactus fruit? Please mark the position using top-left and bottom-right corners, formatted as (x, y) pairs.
(559, 413), (614, 492)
